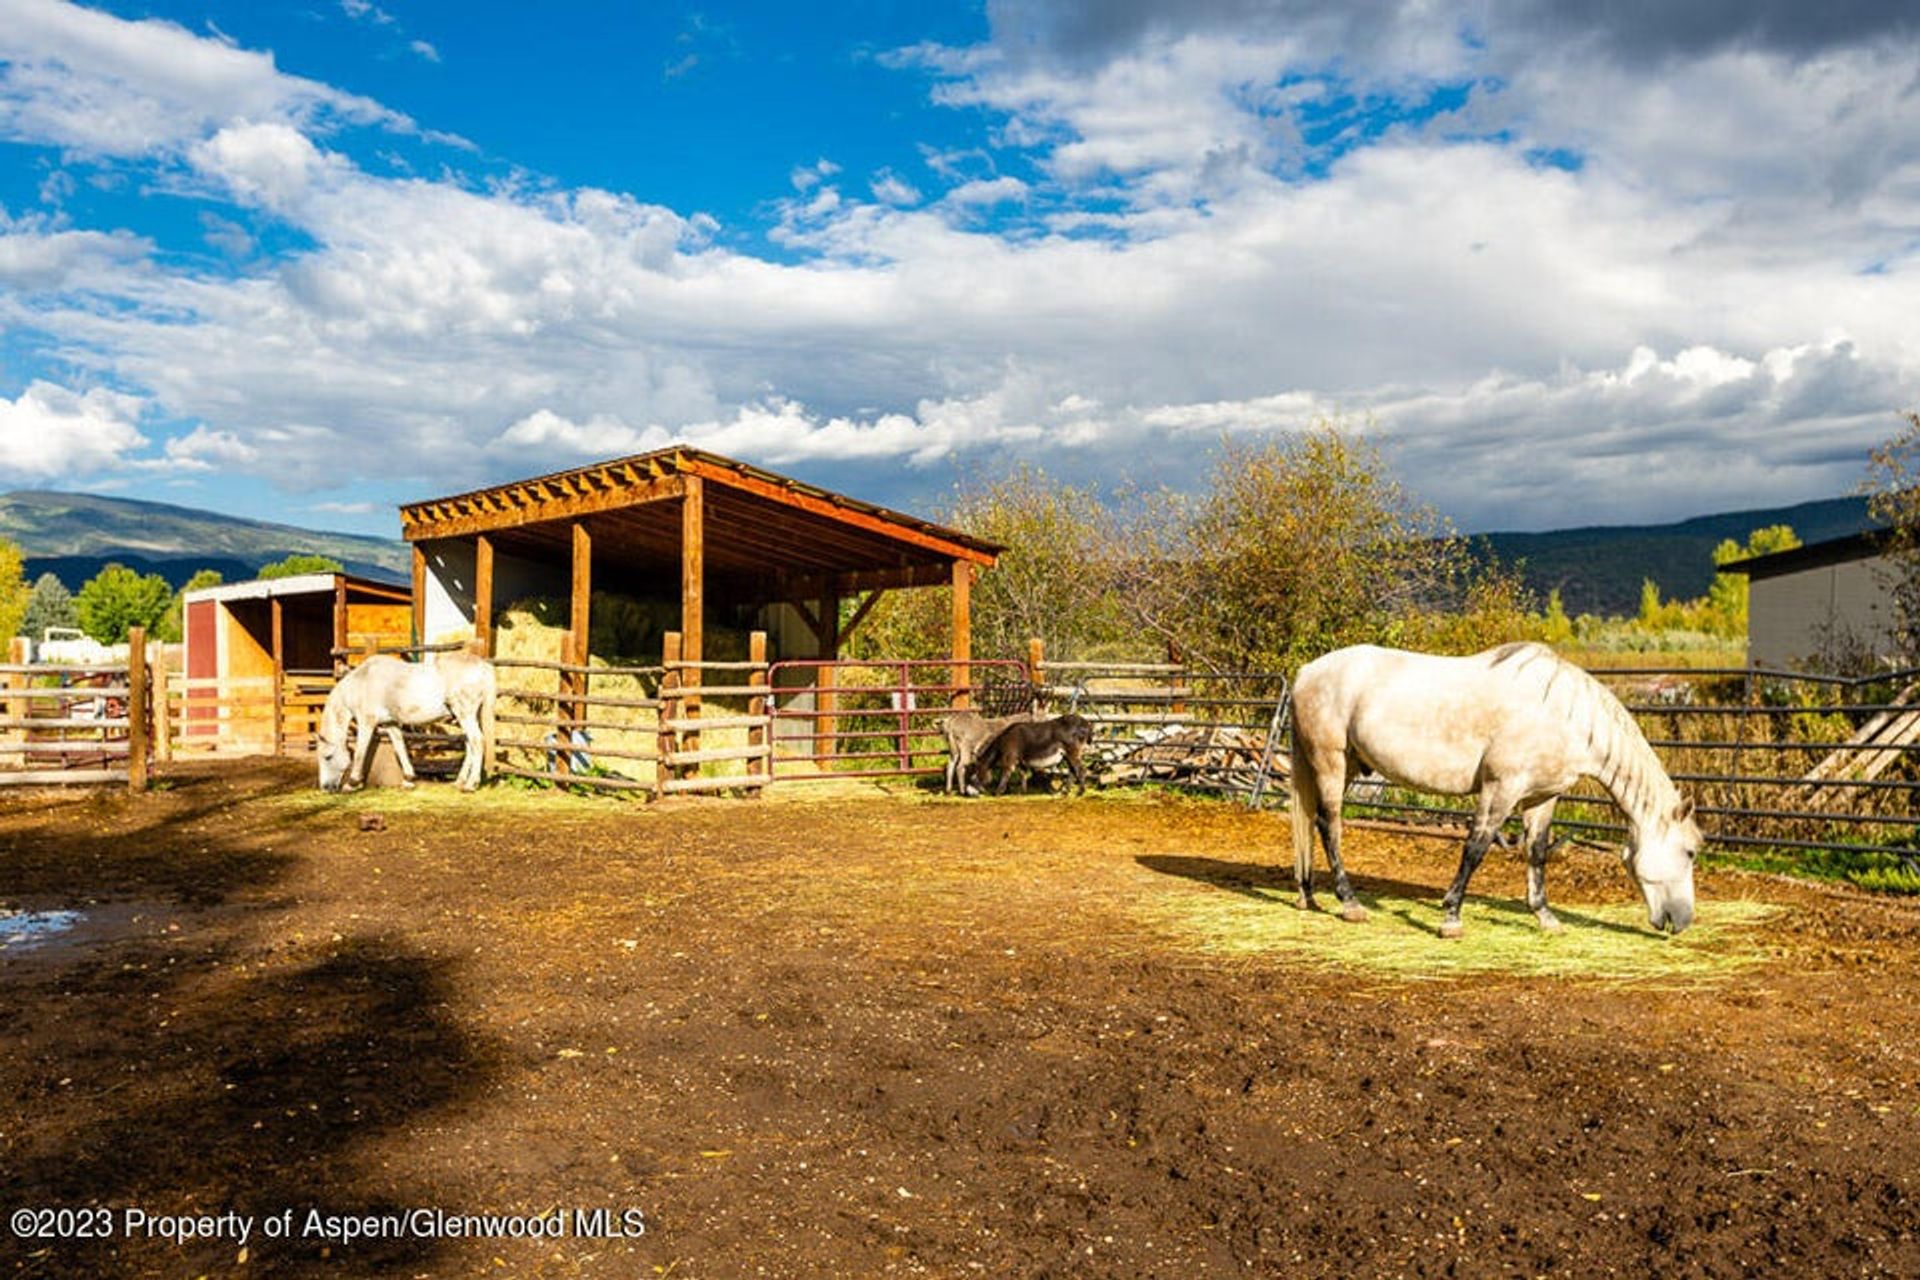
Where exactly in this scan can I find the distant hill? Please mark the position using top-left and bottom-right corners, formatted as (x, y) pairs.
(0, 490), (409, 589)
(1475, 495), (1879, 617)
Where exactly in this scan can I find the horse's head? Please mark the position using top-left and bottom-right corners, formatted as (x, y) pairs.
(316, 729), (351, 792)
(1626, 796), (1700, 934)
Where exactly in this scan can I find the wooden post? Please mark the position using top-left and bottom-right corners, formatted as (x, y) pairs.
(332, 575), (349, 663)
(411, 543), (427, 643)
(475, 533), (495, 656)
(748, 629), (768, 792)
(127, 626), (148, 792)
(150, 641), (171, 765)
(951, 559), (972, 711)
(553, 633), (573, 779)
(680, 478), (704, 764)
(5, 637), (27, 762)
(1167, 638), (1187, 721)
(658, 631), (682, 796)
(681, 477), (704, 667)
(270, 595), (285, 757)
(817, 587), (840, 762)
(570, 521), (592, 669)
(1028, 637), (1046, 713)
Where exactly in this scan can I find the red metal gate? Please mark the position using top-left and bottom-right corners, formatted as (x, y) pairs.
(768, 659), (1033, 781)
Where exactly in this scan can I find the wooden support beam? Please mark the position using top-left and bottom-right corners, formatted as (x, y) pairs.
(681, 476), (705, 667)
(270, 595), (285, 757)
(127, 626), (148, 792)
(951, 560), (972, 711)
(474, 533), (495, 656)
(681, 478), (705, 763)
(410, 544), (427, 643)
(332, 575), (349, 667)
(837, 589), (885, 652)
(570, 522), (593, 664)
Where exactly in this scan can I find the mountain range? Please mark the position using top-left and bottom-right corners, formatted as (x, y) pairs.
(0, 488), (1881, 618)
(1, 491), (410, 589)
(1474, 494), (1878, 616)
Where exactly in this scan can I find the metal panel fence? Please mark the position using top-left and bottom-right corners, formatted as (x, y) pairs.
(1035, 659), (1290, 800)
(768, 658), (1035, 783)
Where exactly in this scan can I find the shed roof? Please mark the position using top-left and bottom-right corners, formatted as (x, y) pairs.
(398, 446), (1000, 595)
(1717, 530), (1891, 580)
(182, 572), (412, 606)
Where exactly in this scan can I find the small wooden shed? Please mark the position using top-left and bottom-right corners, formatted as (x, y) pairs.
(398, 446), (1000, 679)
(179, 572), (413, 750)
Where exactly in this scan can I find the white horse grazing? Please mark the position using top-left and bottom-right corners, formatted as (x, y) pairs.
(1289, 642), (1700, 937)
(317, 652), (497, 793)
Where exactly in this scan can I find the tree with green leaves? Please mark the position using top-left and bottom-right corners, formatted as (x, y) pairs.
(258, 553), (344, 580)
(20, 572), (78, 642)
(0, 540), (32, 643)
(1124, 427), (1536, 673)
(75, 563), (174, 644)
(157, 568), (224, 643)
(1706, 524), (1800, 637)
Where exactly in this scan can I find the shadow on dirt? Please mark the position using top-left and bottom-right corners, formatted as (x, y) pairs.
(1136, 852), (1654, 938)
(0, 759), (500, 1278)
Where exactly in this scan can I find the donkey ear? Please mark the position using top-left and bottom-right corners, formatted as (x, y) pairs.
(1673, 796), (1695, 823)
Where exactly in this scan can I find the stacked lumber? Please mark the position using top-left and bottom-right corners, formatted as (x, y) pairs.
(1798, 681), (1920, 811)
(1098, 724), (1288, 791)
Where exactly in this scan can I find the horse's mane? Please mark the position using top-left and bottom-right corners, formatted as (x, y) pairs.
(1487, 643), (1680, 832)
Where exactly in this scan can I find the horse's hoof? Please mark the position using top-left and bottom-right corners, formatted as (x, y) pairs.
(1340, 903), (1369, 924)
(401, 780), (417, 790)
(1438, 919), (1464, 940)
(1295, 894), (1315, 912)
(1537, 913), (1564, 934)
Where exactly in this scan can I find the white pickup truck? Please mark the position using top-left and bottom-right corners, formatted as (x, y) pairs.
(35, 627), (129, 665)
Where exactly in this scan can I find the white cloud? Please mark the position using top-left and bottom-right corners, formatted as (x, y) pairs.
(0, 216), (149, 289)
(0, 381), (147, 478)
(0, 0), (407, 157)
(0, 0), (1916, 532)
(943, 176), (1028, 206)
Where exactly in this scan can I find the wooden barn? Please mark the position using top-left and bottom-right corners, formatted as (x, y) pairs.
(398, 446), (1000, 678)
(178, 572), (413, 752)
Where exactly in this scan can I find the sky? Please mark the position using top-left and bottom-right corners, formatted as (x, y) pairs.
(1, 0), (1918, 538)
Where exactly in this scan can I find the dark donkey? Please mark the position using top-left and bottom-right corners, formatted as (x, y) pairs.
(982, 713), (1095, 795)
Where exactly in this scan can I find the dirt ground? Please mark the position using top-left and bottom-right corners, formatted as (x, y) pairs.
(3, 760), (1918, 1279)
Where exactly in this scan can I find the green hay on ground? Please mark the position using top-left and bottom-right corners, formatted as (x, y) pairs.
(1137, 882), (1780, 983)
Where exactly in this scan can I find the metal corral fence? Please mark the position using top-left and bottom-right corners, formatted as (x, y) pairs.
(768, 658), (1036, 783)
(1032, 653), (1291, 800)
(42, 627), (1918, 863)
(1308, 664), (1920, 860)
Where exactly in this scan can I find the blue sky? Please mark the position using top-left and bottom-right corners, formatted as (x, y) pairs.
(2, 0), (1918, 537)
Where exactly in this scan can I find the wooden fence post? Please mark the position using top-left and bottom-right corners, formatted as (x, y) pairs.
(151, 642), (171, 765)
(748, 631), (768, 793)
(1028, 637), (1045, 712)
(5, 637), (26, 762)
(127, 626), (149, 792)
(658, 631), (682, 797)
(553, 633), (574, 779)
